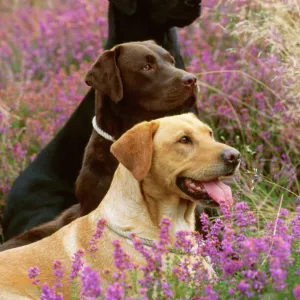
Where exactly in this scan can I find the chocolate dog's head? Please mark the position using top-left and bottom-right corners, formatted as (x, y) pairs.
(85, 41), (198, 114)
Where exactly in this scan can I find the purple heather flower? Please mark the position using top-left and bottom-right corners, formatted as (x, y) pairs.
(162, 281), (173, 299)
(218, 224), (243, 276)
(237, 280), (254, 298)
(40, 283), (63, 300)
(200, 218), (224, 265)
(89, 218), (106, 252)
(269, 259), (288, 291)
(279, 208), (289, 218)
(240, 237), (268, 268)
(293, 285), (300, 300)
(173, 257), (191, 282)
(137, 287), (148, 300)
(70, 249), (85, 280)
(204, 284), (219, 300)
(210, 219), (224, 239)
(28, 266), (40, 285)
(219, 202), (232, 220)
(80, 266), (102, 299)
(268, 236), (292, 291)
(174, 231), (194, 253)
(53, 260), (64, 289)
(200, 213), (210, 234)
(149, 217), (172, 275)
(241, 270), (269, 293)
(112, 240), (134, 271)
(131, 235), (157, 289)
(158, 217), (171, 248)
(228, 288), (235, 296)
(234, 202), (256, 229)
(105, 282), (125, 300)
(292, 206), (300, 240)
(131, 235), (154, 269)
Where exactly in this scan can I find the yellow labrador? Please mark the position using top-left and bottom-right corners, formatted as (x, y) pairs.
(0, 113), (240, 299)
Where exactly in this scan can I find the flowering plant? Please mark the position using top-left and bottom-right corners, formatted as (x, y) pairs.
(28, 203), (300, 299)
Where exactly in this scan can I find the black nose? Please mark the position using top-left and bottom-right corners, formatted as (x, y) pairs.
(221, 148), (241, 167)
(182, 73), (197, 87)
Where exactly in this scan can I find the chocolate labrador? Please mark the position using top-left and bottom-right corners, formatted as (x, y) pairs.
(2, 0), (202, 241)
(0, 41), (198, 251)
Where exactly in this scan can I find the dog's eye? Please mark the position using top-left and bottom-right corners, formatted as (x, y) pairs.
(209, 131), (213, 138)
(142, 64), (152, 71)
(178, 136), (192, 144)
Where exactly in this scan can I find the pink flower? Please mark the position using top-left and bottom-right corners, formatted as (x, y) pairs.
(80, 266), (102, 299)
(70, 249), (85, 280)
(28, 266), (40, 285)
(112, 240), (134, 271)
(89, 218), (106, 252)
(293, 285), (300, 300)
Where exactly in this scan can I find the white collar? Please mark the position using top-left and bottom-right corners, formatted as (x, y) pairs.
(92, 116), (116, 142)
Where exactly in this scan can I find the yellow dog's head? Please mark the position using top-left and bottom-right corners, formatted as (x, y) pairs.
(111, 113), (240, 208)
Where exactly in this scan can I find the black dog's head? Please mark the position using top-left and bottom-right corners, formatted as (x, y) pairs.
(110, 0), (201, 28)
(85, 41), (198, 114)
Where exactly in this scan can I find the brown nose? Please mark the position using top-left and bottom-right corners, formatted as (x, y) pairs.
(221, 148), (241, 167)
(182, 73), (197, 87)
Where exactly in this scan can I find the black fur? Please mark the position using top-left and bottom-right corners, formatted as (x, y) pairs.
(2, 0), (201, 240)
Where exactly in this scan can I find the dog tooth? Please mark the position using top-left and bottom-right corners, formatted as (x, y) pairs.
(190, 183), (196, 188)
(185, 178), (192, 185)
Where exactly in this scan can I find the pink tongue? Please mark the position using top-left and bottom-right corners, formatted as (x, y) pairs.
(202, 179), (233, 207)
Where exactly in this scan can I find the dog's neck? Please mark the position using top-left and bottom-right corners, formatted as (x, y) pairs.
(90, 165), (196, 243)
(95, 92), (177, 140)
(95, 93), (143, 140)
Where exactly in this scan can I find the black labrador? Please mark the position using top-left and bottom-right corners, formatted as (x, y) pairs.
(2, 0), (202, 241)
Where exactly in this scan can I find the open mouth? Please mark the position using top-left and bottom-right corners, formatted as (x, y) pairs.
(176, 177), (233, 208)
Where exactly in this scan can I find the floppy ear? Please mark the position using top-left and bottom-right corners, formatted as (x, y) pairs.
(109, 0), (137, 16)
(110, 121), (159, 181)
(85, 47), (123, 103)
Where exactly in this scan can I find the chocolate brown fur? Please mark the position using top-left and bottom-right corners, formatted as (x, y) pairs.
(0, 205), (80, 251)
